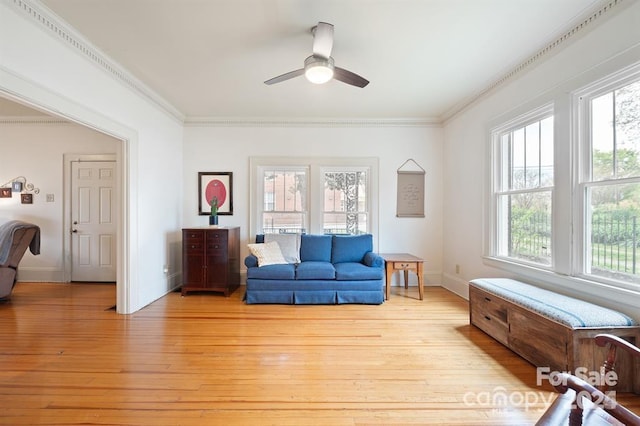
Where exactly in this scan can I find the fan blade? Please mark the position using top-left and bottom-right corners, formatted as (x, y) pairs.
(264, 68), (304, 85)
(312, 22), (334, 59)
(333, 67), (369, 88)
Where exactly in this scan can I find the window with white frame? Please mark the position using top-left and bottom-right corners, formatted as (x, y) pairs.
(322, 168), (368, 234)
(492, 107), (554, 266)
(261, 167), (308, 234)
(578, 77), (640, 285)
(487, 62), (640, 296)
(251, 157), (377, 237)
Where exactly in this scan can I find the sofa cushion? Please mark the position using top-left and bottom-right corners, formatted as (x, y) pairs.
(331, 234), (373, 264)
(299, 235), (332, 262)
(334, 262), (384, 281)
(265, 233), (301, 263)
(247, 263), (296, 280)
(295, 261), (336, 280)
(247, 241), (287, 267)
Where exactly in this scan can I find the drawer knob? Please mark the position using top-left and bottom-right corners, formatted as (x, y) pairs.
(485, 297), (491, 302)
(484, 315), (491, 321)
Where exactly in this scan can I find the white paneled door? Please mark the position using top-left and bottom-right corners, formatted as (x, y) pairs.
(71, 161), (117, 282)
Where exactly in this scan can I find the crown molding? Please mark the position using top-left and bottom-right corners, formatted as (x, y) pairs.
(6, 0), (185, 123)
(441, 0), (627, 123)
(184, 116), (441, 128)
(7, 0), (625, 129)
(0, 115), (69, 124)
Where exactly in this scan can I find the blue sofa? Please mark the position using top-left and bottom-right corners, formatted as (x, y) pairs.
(244, 234), (385, 304)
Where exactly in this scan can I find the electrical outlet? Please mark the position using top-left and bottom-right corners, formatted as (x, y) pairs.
(46, 194), (54, 202)
(455, 264), (461, 274)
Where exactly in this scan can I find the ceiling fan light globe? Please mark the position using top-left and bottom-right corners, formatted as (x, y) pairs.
(304, 55), (335, 84)
(305, 65), (334, 84)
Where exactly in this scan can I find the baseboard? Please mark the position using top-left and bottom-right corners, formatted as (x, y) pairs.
(441, 273), (469, 300)
(423, 271), (442, 286)
(387, 270), (442, 287)
(16, 267), (64, 282)
(166, 272), (181, 292)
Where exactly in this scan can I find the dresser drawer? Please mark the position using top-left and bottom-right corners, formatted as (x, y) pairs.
(184, 230), (205, 241)
(184, 230), (204, 253)
(471, 306), (509, 346)
(207, 242), (227, 255)
(470, 288), (508, 324)
(185, 241), (204, 253)
(469, 286), (509, 346)
(392, 261), (418, 271)
(207, 231), (228, 243)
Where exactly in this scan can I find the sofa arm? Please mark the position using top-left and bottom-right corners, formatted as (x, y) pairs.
(363, 252), (384, 268)
(244, 254), (258, 268)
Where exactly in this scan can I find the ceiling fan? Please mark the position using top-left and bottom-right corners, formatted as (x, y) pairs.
(264, 22), (369, 88)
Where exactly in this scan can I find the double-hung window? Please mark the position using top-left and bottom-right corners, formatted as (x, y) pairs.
(492, 107), (554, 266)
(489, 63), (640, 293)
(251, 157), (377, 237)
(322, 168), (368, 234)
(261, 167), (308, 234)
(578, 77), (640, 285)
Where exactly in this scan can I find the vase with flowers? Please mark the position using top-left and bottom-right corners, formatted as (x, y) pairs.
(209, 196), (219, 226)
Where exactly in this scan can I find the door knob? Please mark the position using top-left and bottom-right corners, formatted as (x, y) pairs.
(72, 229), (78, 233)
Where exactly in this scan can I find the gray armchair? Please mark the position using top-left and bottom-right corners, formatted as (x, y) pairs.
(0, 220), (40, 299)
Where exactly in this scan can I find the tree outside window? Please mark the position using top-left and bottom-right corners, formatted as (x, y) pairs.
(586, 80), (640, 283)
(323, 171), (367, 235)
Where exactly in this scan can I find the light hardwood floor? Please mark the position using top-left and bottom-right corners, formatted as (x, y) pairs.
(0, 283), (638, 425)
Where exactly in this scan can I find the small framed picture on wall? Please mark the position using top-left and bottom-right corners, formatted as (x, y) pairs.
(0, 187), (11, 198)
(21, 193), (33, 204)
(198, 172), (233, 215)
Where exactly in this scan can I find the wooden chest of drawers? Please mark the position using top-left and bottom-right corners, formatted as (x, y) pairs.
(469, 286), (509, 346)
(181, 227), (240, 296)
(469, 284), (640, 392)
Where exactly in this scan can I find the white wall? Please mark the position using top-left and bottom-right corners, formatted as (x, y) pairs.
(9, 0), (635, 316)
(0, 122), (119, 281)
(442, 1), (640, 318)
(1, 0), (184, 313)
(183, 124), (444, 285)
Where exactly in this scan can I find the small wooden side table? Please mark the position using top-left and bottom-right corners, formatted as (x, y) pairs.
(379, 253), (424, 300)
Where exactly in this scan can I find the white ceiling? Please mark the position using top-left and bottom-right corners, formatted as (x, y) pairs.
(5, 0), (608, 121)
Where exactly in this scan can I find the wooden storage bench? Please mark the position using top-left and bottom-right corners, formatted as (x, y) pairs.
(469, 278), (640, 393)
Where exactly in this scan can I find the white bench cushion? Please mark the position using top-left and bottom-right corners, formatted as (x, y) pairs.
(470, 278), (637, 329)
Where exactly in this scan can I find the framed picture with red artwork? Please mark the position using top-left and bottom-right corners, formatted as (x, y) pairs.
(198, 172), (233, 215)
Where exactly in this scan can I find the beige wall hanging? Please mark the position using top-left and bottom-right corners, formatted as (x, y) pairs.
(396, 159), (425, 217)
